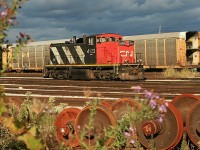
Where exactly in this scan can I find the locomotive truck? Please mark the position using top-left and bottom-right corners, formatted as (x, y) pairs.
(43, 33), (144, 80)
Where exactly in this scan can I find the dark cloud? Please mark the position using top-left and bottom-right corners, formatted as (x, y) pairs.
(6, 0), (200, 42)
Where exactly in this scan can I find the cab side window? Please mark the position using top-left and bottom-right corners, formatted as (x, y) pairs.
(89, 37), (94, 45)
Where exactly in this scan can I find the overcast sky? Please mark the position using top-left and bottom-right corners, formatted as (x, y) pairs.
(6, 0), (200, 42)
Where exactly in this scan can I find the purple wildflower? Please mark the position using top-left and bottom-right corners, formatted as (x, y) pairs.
(130, 139), (135, 144)
(150, 94), (155, 99)
(20, 32), (25, 38)
(158, 104), (167, 113)
(157, 116), (164, 123)
(132, 85), (142, 92)
(144, 90), (152, 99)
(49, 109), (54, 115)
(149, 99), (157, 109)
(129, 127), (135, 133)
(165, 102), (169, 107)
(1, 11), (7, 17)
(8, 19), (13, 24)
(124, 132), (131, 137)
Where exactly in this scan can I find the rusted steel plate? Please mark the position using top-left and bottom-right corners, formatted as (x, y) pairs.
(74, 105), (117, 148)
(100, 100), (112, 110)
(171, 94), (200, 126)
(186, 102), (200, 147)
(111, 98), (140, 120)
(54, 108), (81, 147)
(136, 103), (183, 149)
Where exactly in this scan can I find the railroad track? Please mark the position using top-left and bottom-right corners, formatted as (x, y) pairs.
(1, 73), (200, 106)
(1, 73), (200, 149)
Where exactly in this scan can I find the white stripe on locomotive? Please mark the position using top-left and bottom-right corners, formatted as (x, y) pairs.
(50, 60), (53, 65)
(62, 46), (75, 64)
(51, 47), (64, 64)
(74, 46), (85, 64)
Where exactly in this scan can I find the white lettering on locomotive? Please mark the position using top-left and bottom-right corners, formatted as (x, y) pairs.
(120, 51), (133, 57)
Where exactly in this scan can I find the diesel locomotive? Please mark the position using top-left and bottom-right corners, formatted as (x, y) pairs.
(43, 33), (144, 80)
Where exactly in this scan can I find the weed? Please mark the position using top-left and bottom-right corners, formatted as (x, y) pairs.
(162, 67), (199, 78)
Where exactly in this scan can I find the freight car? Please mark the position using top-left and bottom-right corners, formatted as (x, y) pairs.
(124, 31), (200, 69)
(43, 33), (144, 80)
(1, 39), (69, 72)
(0, 46), (3, 70)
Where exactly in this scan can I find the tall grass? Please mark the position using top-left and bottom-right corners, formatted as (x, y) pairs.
(162, 68), (199, 78)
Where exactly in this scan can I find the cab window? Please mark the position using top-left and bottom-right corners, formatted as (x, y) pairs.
(97, 37), (101, 43)
(109, 37), (115, 41)
(89, 37), (94, 45)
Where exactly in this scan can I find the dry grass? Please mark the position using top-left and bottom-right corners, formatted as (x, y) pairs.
(162, 68), (199, 78)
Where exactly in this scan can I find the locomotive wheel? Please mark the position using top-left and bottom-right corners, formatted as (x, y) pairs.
(51, 70), (56, 79)
(137, 68), (145, 80)
(63, 69), (70, 79)
(74, 105), (117, 148)
(54, 108), (81, 147)
(136, 103), (183, 150)
(55, 70), (65, 80)
(171, 94), (200, 126)
(111, 98), (140, 120)
(186, 102), (200, 147)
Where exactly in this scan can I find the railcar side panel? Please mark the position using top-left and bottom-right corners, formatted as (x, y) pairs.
(176, 38), (186, 66)
(29, 46), (35, 68)
(165, 38), (177, 66)
(124, 31), (200, 69)
(157, 39), (165, 66)
(2, 46), (12, 70)
(0, 47), (2, 70)
(146, 40), (156, 66)
(132, 38), (186, 68)
(1, 39), (69, 72)
(11, 45), (49, 71)
(134, 40), (146, 65)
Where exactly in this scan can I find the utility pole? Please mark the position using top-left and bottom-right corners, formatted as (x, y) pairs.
(159, 25), (161, 34)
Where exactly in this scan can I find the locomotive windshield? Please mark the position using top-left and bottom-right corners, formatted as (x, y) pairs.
(96, 36), (122, 43)
(119, 40), (134, 46)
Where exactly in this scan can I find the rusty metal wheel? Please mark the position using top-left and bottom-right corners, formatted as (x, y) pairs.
(74, 105), (117, 148)
(54, 108), (81, 147)
(136, 103), (184, 150)
(171, 94), (200, 126)
(111, 98), (140, 120)
(100, 100), (112, 110)
(186, 102), (200, 147)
